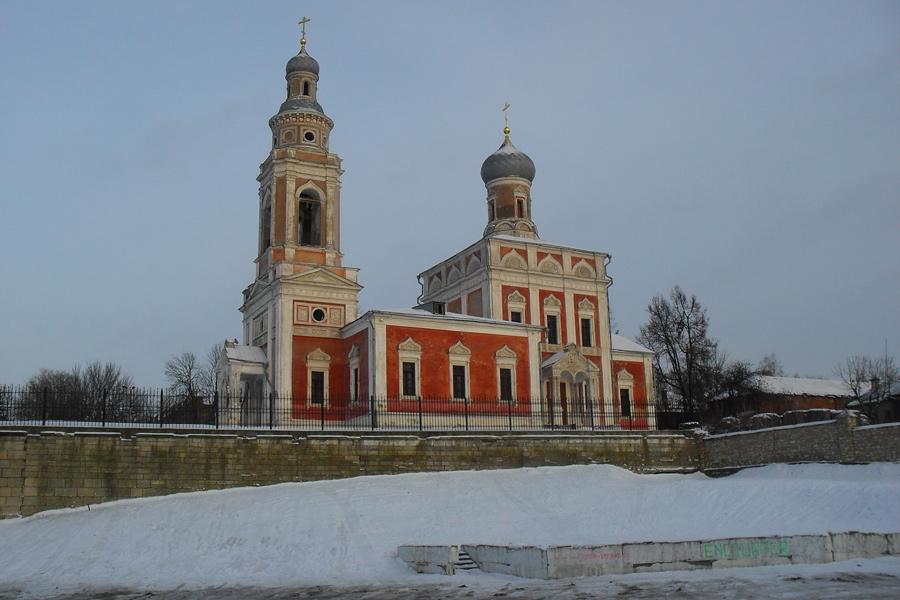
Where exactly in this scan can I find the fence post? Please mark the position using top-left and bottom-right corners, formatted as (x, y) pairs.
(369, 395), (376, 431)
(588, 397), (595, 431)
(507, 398), (513, 431)
(320, 397), (325, 431)
(101, 389), (107, 427)
(417, 396), (423, 431)
(464, 396), (469, 432)
(214, 391), (219, 430)
(159, 390), (164, 428)
(269, 392), (274, 430)
(40, 387), (48, 426)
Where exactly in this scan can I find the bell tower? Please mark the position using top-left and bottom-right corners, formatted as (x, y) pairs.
(239, 20), (362, 404)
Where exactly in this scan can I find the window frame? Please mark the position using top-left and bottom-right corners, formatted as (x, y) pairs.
(448, 341), (471, 401)
(306, 348), (331, 407)
(495, 345), (518, 404)
(397, 337), (422, 400)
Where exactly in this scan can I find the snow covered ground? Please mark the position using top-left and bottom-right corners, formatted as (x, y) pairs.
(1, 463), (899, 598)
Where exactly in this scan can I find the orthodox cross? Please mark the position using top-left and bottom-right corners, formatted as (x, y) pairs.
(502, 102), (511, 135)
(299, 16), (310, 48)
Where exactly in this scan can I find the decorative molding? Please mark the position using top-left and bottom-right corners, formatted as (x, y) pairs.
(538, 256), (562, 274)
(348, 344), (360, 359)
(544, 294), (562, 308)
(447, 265), (462, 284)
(617, 368), (635, 382)
(307, 348), (331, 364)
(578, 298), (595, 312)
(500, 252), (527, 270)
(398, 337), (422, 353)
(448, 341), (471, 356)
(507, 290), (527, 305)
(495, 345), (517, 360)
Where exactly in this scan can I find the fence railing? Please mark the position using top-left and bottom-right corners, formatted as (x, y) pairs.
(0, 385), (679, 432)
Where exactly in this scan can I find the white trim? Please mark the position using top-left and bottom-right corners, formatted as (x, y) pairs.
(617, 368), (635, 417)
(543, 294), (562, 346)
(495, 345), (518, 402)
(398, 337), (422, 399)
(306, 348), (331, 406)
(348, 344), (361, 403)
(448, 341), (471, 400)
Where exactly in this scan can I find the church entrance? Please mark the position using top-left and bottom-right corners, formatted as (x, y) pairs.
(541, 345), (601, 429)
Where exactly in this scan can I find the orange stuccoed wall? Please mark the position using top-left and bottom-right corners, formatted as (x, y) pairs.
(611, 359), (649, 428)
(291, 329), (369, 419)
(385, 325), (532, 406)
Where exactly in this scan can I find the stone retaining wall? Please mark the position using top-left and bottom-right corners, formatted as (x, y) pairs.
(0, 429), (697, 518)
(701, 413), (900, 472)
(400, 531), (900, 578)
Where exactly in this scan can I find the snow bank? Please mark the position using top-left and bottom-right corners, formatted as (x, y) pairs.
(0, 463), (898, 594)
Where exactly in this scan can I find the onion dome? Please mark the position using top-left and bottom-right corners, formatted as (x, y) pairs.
(286, 47), (320, 76)
(480, 131), (536, 184)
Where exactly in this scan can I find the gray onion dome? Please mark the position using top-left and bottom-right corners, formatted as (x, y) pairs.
(286, 48), (320, 76)
(480, 136), (536, 184)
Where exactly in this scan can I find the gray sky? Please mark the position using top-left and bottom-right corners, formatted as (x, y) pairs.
(1, 1), (897, 387)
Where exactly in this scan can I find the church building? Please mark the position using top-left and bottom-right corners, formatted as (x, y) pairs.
(217, 26), (656, 429)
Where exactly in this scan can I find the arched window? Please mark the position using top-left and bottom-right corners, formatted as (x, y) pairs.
(261, 195), (272, 250)
(298, 189), (322, 247)
(302, 80), (310, 96)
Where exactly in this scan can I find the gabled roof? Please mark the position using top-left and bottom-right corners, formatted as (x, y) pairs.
(224, 345), (267, 364)
(610, 334), (653, 355)
(753, 375), (854, 397)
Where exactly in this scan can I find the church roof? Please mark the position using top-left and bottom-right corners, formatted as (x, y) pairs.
(286, 48), (320, 76)
(611, 334), (653, 354)
(224, 345), (267, 364)
(480, 136), (536, 183)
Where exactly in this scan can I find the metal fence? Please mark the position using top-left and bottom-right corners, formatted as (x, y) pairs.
(0, 385), (673, 432)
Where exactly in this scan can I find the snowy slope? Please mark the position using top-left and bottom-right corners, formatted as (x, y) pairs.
(0, 463), (898, 594)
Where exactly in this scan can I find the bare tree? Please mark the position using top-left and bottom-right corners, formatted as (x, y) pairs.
(164, 352), (203, 398)
(198, 343), (224, 398)
(834, 355), (870, 400)
(638, 286), (721, 418)
(19, 362), (140, 421)
(757, 353), (785, 376)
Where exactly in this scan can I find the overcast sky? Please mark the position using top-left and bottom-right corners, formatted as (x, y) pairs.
(1, 1), (897, 387)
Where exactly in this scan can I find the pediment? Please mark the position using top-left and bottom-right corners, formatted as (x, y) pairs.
(307, 348), (331, 363)
(507, 290), (526, 305)
(398, 337), (422, 353)
(283, 267), (362, 290)
(348, 344), (360, 359)
(538, 256), (562, 274)
(578, 298), (595, 311)
(543, 294), (561, 308)
(495, 345), (517, 359)
(448, 341), (471, 356)
(617, 368), (634, 382)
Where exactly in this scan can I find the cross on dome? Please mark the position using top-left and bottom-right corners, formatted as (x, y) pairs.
(298, 16), (310, 49)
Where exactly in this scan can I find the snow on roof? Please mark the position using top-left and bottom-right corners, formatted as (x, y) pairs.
(540, 349), (568, 368)
(224, 345), (267, 364)
(753, 375), (855, 397)
(611, 334), (653, 354)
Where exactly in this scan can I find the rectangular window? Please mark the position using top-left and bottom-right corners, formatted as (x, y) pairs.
(546, 314), (559, 345)
(452, 365), (467, 399)
(619, 388), (632, 417)
(510, 310), (522, 323)
(310, 371), (325, 405)
(402, 362), (417, 397)
(352, 367), (359, 402)
(499, 368), (514, 402)
(581, 317), (593, 347)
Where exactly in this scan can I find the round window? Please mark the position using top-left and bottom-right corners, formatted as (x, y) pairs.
(304, 131), (315, 142)
(312, 308), (327, 323)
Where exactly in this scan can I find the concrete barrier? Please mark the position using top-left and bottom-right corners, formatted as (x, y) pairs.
(461, 544), (546, 579)
(397, 545), (459, 575)
(830, 532), (889, 561)
(401, 531), (900, 579)
(546, 544), (624, 577)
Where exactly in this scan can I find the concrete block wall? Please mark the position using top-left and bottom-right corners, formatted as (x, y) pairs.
(0, 429), (698, 518)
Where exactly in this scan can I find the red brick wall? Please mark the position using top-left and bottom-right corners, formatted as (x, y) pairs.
(385, 325), (532, 412)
